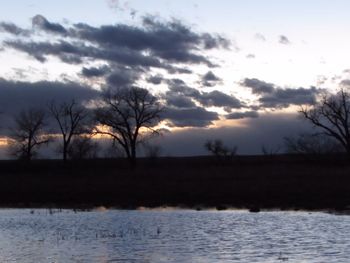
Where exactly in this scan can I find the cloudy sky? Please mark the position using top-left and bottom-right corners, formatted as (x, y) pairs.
(0, 0), (349, 156)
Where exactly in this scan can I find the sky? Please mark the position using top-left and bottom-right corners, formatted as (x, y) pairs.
(0, 0), (349, 157)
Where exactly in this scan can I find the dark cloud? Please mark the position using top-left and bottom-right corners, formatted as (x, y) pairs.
(106, 67), (140, 88)
(5, 40), (165, 67)
(0, 22), (30, 36)
(241, 78), (275, 94)
(2, 15), (228, 82)
(167, 78), (242, 110)
(201, 71), (222, 87)
(167, 67), (192, 74)
(82, 65), (111, 78)
(167, 78), (201, 97)
(32, 15), (67, 34)
(0, 78), (99, 136)
(163, 106), (219, 127)
(242, 78), (320, 108)
(70, 16), (228, 66)
(260, 87), (319, 108)
(226, 111), (259, 119)
(147, 74), (164, 85)
(0, 78), (99, 116)
(279, 35), (291, 45)
(165, 95), (196, 108)
(198, 90), (242, 109)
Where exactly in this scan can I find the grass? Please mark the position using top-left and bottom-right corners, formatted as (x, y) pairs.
(0, 154), (349, 211)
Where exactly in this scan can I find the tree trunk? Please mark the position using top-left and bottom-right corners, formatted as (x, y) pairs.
(130, 143), (137, 168)
(63, 142), (67, 162)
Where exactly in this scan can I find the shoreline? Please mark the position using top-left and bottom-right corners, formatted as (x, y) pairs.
(0, 205), (349, 216)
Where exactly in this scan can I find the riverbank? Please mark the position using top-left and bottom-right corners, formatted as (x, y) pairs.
(0, 154), (349, 211)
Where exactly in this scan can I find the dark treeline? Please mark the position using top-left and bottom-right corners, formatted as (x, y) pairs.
(4, 86), (350, 164)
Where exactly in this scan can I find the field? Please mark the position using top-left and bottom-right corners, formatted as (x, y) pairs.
(0, 155), (349, 211)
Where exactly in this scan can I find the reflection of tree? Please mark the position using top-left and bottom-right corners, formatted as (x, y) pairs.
(300, 88), (350, 154)
(95, 87), (163, 167)
(8, 108), (50, 160)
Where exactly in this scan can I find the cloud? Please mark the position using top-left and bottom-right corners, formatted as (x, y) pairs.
(279, 35), (291, 45)
(162, 106), (219, 127)
(0, 78), (99, 116)
(147, 74), (164, 85)
(0, 78), (100, 135)
(5, 39), (164, 67)
(198, 90), (242, 109)
(246, 54), (255, 59)
(4, 15), (228, 77)
(226, 111), (259, 119)
(254, 33), (266, 42)
(106, 67), (140, 88)
(167, 78), (242, 110)
(0, 22), (30, 36)
(241, 78), (275, 94)
(81, 65), (111, 78)
(340, 79), (350, 87)
(259, 87), (319, 108)
(165, 95), (196, 108)
(242, 78), (320, 108)
(32, 15), (67, 34)
(167, 78), (201, 97)
(201, 71), (222, 87)
(70, 15), (228, 66)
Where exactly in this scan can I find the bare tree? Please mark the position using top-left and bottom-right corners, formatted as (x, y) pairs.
(94, 87), (163, 167)
(284, 133), (341, 155)
(261, 144), (281, 156)
(143, 143), (162, 159)
(204, 139), (237, 159)
(8, 108), (49, 160)
(300, 88), (350, 154)
(48, 100), (90, 161)
(67, 135), (99, 160)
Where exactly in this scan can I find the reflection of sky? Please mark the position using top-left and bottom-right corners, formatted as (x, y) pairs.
(1, 209), (350, 262)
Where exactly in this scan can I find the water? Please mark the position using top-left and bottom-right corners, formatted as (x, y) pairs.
(0, 209), (349, 262)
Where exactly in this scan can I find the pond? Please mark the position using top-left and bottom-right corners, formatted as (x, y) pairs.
(0, 209), (349, 262)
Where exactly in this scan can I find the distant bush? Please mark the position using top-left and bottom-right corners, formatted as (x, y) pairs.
(284, 133), (342, 155)
(143, 143), (162, 159)
(204, 139), (237, 159)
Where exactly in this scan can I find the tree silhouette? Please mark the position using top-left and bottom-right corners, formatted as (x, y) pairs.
(95, 87), (163, 167)
(284, 133), (341, 155)
(204, 139), (237, 159)
(8, 108), (49, 160)
(300, 88), (350, 155)
(67, 135), (99, 160)
(48, 100), (90, 162)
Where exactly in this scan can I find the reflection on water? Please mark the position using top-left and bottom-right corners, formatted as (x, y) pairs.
(0, 209), (349, 262)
